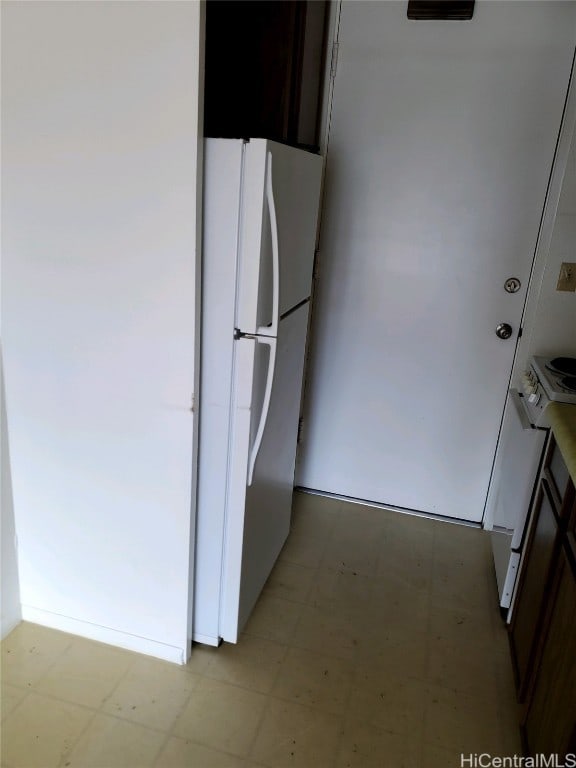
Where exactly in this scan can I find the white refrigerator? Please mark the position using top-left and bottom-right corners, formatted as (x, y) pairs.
(194, 139), (323, 646)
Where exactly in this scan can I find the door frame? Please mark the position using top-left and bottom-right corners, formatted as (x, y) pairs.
(298, 2), (576, 522)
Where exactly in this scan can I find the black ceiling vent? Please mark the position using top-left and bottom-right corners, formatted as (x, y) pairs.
(407, 1), (475, 20)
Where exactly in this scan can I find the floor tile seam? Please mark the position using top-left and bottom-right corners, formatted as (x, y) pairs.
(342, 711), (427, 742)
(331, 629), (359, 763)
(55, 703), (99, 768)
(258, 592), (317, 612)
(1, 636), (75, 690)
(151, 685), (197, 754)
(253, 690), (345, 720)
(0, 687), (31, 725)
(351, 670), (429, 695)
(425, 678), (510, 718)
(97, 695), (193, 736)
(427, 598), (501, 622)
(430, 563), (493, 590)
(242, 690), (271, 765)
(0, 678), (38, 694)
(425, 656), (502, 689)
(427, 633), (500, 659)
(245, 692), (344, 767)
(288, 637), (359, 667)
(3, 624), (75, 658)
(163, 684), (272, 762)
(427, 601), (497, 623)
(74, 703), (174, 738)
(186, 664), (288, 704)
(150, 731), (172, 768)
(0, 682), (34, 696)
(92, 648), (144, 718)
(261, 635), (292, 697)
(423, 679), (504, 708)
(261, 588), (315, 607)
(6, 685), (104, 717)
(277, 560), (326, 643)
(264, 683), (352, 719)
(155, 730), (260, 766)
(56, 709), (168, 768)
(199, 662), (286, 697)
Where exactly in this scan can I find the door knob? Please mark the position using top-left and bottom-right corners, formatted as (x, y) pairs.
(495, 323), (513, 340)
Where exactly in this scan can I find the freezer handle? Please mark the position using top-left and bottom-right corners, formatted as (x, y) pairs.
(257, 152), (280, 338)
(247, 336), (277, 485)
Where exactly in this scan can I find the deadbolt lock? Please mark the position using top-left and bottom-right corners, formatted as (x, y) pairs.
(504, 277), (521, 294)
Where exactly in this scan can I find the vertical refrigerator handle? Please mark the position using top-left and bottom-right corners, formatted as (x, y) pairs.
(257, 152), (280, 338)
(247, 336), (277, 486)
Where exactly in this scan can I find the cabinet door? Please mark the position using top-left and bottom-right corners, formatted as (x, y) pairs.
(510, 481), (559, 698)
(524, 545), (576, 757)
(543, 437), (571, 510)
(565, 482), (576, 557)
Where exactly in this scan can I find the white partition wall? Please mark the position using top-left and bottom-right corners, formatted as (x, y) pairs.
(1, 1), (203, 662)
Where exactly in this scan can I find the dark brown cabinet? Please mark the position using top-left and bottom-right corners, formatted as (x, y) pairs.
(510, 480), (559, 698)
(204, 1), (329, 151)
(509, 435), (576, 756)
(524, 544), (576, 757)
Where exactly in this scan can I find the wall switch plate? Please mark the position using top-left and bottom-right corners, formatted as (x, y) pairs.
(556, 262), (576, 292)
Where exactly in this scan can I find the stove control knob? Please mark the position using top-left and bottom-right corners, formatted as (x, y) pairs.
(495, 323), (513, 340)
(521, 373), (535, 394)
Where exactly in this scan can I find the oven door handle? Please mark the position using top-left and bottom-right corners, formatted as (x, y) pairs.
(510, 388), (534, 431)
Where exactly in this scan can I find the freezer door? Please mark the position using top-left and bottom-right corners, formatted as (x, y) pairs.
(220, 303), (310, 642)
(235, 140), (323, 334)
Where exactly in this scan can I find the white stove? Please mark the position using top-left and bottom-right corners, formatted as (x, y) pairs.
(520, 355), (576, 427)
(492, 355), (576, 619)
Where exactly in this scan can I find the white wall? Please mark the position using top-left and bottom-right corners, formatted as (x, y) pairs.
(1, 353), (21, 639)
(1, 1), (203, 662)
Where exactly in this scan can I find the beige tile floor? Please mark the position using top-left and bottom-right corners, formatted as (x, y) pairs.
(1, 492), (521, 768)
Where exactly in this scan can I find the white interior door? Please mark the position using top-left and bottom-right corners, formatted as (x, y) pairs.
(297, 1), (576, 521)
(220, 304), (310, 641)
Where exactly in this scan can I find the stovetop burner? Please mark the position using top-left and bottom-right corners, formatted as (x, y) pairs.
(546, 356), (576, 376)
(559, 376), (576, 393)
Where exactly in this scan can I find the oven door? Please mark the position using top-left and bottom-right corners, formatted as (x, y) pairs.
(490, 389), (548, 612)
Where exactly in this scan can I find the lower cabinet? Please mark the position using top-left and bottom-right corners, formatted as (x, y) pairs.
(523, 545), (576, 757)
(509, 436), (576, 756)
(510, 481), (558, 698)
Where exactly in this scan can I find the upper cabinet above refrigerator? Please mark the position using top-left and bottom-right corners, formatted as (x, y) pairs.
(203, 0), (329, 152)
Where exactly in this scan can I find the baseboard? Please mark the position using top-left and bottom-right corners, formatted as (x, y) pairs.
(21, 605), (187, 664)
(1, 613), (22, 641)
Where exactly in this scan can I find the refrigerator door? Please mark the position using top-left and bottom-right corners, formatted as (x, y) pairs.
(235, 140), (323, 334)
(220, 303), (310, 642)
